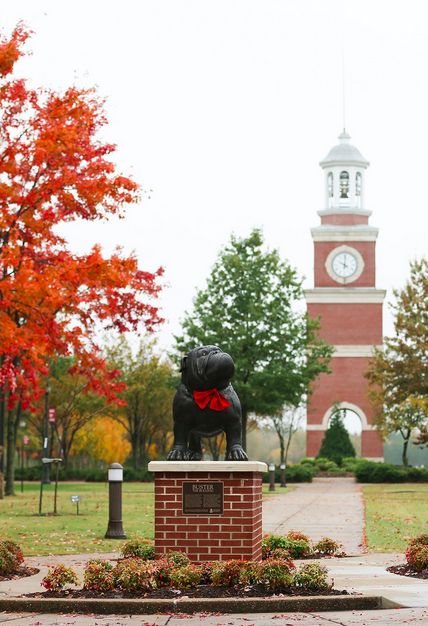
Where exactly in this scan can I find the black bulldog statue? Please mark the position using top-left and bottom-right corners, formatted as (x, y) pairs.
(167, 345), (248, 461)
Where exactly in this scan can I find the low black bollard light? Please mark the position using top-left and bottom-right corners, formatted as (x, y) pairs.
(105, 462), (126, 539)
(268, 463), (276, 491)
(280, 463), (287, 487)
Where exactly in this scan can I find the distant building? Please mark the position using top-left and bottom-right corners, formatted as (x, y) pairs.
(304, 131), (385, 460)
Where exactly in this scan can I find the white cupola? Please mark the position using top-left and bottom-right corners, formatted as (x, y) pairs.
(320, 130), (369, 211)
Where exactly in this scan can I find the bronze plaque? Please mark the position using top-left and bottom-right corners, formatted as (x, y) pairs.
(182, 481), (224, 515)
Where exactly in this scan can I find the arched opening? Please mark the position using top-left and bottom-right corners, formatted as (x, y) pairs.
(339, 171), (349, 198)
(355, 172), (362, 208)
(328, 408), (362, 456)
(327, 172), (334, 200)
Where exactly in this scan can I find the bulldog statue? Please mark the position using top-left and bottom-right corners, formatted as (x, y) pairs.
(167, 345), (248, 461)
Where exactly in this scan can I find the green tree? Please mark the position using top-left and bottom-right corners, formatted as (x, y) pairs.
(317, 410), (356, 465)
(175, 229), (332, 450)
(107, 338), (176, 468)
(27, 357), (110, 471)
(366, 259), (428, 466)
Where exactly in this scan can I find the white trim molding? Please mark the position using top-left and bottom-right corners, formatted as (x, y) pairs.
(311, 225), (378, 242)
(333, 345), (383, 357)
(317, 208), (372, 218)
(325, 245), (365, 285)
(321, 402), (376, 431)
(304, 287), (386, 304)
(365, 457), (384, 462)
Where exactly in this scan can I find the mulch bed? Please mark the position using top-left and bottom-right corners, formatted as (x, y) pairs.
(26, 585), (349, 600)
(387, 564), (428, 580)
(0, 566), (39, 582)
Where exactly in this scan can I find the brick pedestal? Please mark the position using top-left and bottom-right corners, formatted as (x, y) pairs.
(148, 461), (267, 562)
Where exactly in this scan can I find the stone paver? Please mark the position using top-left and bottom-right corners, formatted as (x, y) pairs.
(263, 478), (365, 555)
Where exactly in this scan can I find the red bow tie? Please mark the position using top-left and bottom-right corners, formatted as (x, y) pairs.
(193, 388), (231, 411)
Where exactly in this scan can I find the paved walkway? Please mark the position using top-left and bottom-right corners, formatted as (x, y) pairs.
(0, 608), (428, 625)
(263, 477), (365, 555)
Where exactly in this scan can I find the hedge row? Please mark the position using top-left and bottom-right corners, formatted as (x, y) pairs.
(355, 461), (428, 483)
(262, 464), (314, 483)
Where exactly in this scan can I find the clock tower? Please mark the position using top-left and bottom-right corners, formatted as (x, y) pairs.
(304, 131), (385, 460)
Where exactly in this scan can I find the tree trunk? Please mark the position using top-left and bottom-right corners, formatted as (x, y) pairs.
(131, 432), (139, 470)
(5, 405), (19, 496)
(241, 406), (248, 452)
(0, 392), (4, 499)
(402, 431), (411, 467)
(278, 433), (285, 465)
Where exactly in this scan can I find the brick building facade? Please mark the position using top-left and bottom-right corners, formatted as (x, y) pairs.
(304, 131), (385, 460)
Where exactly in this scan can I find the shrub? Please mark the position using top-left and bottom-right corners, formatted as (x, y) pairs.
(2, 540), (24, 567)
(165, 551), (190, 568)
(0, 544), (17, 576)
(283, 464), (314, 482)
(154, 558), (171, 587)
(41, 564), (78, 591)
(258, 558), (295, 591)
(169, 564), (202, 589)
(114, 558), (159, 592)
(292, 562), (332, 591)
(313, 537), (343, 556)
(355, 462), (407, 483)
(286, 530), (310, 543)
(405, 535), (428, 572)
(317, 412), (356, 466)
(270, 547), (293, 560)
(341, 457), (368, 473)
(406, 545), (428, 572)
(300, 458), (316, 466)
(262, 534), (311, 559)
(409, 534), (428, 547)
(314, 458), (339, 472)
(83, 559), (114, 592)
(121, 538), (155, 560)
(199, 561), (213, 584)
(211, 560), (249, 587)
(0, 540), (25, 576)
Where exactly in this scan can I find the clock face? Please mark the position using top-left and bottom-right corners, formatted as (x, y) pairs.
(332, 252), (358, 278)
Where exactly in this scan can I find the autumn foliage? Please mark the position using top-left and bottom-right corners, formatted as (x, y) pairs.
(0, 24), (163, 408)
(0, 24), (163, 493)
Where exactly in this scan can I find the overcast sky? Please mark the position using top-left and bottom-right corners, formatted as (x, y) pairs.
(3, 1), (428, 351)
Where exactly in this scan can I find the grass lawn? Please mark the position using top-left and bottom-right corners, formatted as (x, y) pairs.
(0, 481), (291, 556)
(0, 482), (154, 556)
(363, 483), (428, 552)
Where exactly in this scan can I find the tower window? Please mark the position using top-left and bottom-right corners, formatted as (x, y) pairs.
(340, 171), (349, 198)
(327, 172), (333, 197)
(356, 172), (362, 196)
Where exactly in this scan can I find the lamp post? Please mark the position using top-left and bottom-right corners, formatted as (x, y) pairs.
(280, 463), (287, 487)
(105, 463), (126, 539)
(268, 463), (276, 491)
(42, 386), (51, 484)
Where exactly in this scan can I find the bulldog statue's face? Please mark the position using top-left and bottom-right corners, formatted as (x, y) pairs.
(181, 345), (235, 391)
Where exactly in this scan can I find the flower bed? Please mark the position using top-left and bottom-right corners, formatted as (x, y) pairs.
(34, 553), (345, 599)
(31, 536), (348, 600)
(387, 534), (428, 579)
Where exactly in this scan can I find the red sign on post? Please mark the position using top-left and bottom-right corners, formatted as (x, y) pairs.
(48, 408), (56, 423)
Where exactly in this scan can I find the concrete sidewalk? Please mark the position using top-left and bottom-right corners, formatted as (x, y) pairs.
(1, 608), (428, 625)
(263, 477), (365, 555)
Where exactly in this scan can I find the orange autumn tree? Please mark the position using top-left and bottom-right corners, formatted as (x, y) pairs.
(74, 416), (131, 466)
(0, 24), (163, 495)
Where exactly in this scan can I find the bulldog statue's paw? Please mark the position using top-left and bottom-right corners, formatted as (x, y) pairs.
(225, 445), (248, 461)
(167, 446), (188, 461)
